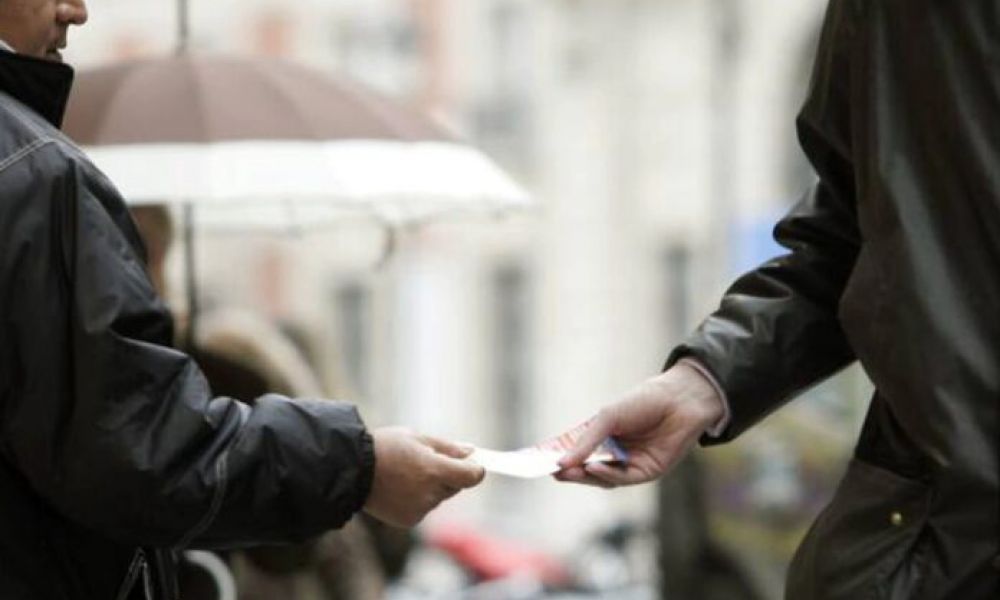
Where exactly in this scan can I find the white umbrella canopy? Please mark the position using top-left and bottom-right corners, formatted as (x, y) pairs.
(90, 139), (529, 233)
(63, 53), (531, 231)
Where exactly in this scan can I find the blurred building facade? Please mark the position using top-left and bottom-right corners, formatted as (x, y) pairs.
(69, 1), (870, 596)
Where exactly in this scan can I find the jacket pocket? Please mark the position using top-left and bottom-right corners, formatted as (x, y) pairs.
(785, 457), (932, 600)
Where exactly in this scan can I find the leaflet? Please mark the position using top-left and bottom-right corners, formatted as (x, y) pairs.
(468, 447), (567, 478)
(469, 422), (628, 479)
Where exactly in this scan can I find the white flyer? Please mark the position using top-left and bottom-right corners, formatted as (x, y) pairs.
(468, 447), (566, 479)
(469, 421), (629, 479)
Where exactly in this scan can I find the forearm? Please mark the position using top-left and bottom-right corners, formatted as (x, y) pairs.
(665, 236), (856, 443)
(11, 343), (375, 549)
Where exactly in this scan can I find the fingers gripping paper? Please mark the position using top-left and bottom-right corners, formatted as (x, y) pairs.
(469, 421), (628, 479)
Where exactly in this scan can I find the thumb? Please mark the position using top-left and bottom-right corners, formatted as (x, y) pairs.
(558, 412), (614, 469)
(437, 455), (486, 489)
(421, 435), (475, 459)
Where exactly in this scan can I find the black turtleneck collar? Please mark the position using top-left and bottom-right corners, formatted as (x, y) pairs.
(0, 49), (74, 129)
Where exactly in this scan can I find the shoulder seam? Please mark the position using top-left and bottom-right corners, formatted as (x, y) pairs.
(0, 137), (55, 175)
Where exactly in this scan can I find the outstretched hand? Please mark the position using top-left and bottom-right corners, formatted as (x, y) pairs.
(555, 363), (723, 488)
(364, 427), (485, 528)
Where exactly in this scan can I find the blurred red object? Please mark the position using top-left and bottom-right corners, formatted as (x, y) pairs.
(426, 523), (571, 586)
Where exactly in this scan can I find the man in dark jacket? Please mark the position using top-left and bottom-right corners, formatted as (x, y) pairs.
(0, 2), (484, 599)
(560, 1), (999, 598)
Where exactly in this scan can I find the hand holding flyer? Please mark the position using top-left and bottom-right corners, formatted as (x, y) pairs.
(468, 421), (628, 479)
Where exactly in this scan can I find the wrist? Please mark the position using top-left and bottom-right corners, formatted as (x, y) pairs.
(657, 363), (725, 430)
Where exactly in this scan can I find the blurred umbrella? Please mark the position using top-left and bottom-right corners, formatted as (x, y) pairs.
(63, 54), (530, 230)
(62, 54), (531, 346)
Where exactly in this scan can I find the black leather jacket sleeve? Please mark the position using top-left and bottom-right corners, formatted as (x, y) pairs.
(667, 5), (861, 443)
(1, 144), (374, 550)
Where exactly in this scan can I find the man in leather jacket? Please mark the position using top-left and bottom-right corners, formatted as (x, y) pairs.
(561, 1), (999, 598)
(0, 2), (483, 599)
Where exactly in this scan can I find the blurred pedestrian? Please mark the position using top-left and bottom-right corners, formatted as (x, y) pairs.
(193, 309), (386, 600)
(0, 3), (483, 600)
(559, 1), (999, 598)
(130, 206), (391, 600)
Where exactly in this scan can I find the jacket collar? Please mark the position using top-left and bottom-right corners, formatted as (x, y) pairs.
(0, 49), (74, 129)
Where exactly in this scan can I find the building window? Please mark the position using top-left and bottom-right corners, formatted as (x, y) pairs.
(493, 262), (533, 449)
(663, 245), (692, 338)
(334, 281), (372, 398)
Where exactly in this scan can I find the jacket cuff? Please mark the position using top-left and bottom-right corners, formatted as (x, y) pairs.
(664, 346), (733, 446)
(676, 357), (731, 437)
(346, 426), (376, 518)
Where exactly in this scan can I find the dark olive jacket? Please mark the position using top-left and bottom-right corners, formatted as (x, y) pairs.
(669, 1), (999, 597)
(0, 51), (375, 599)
